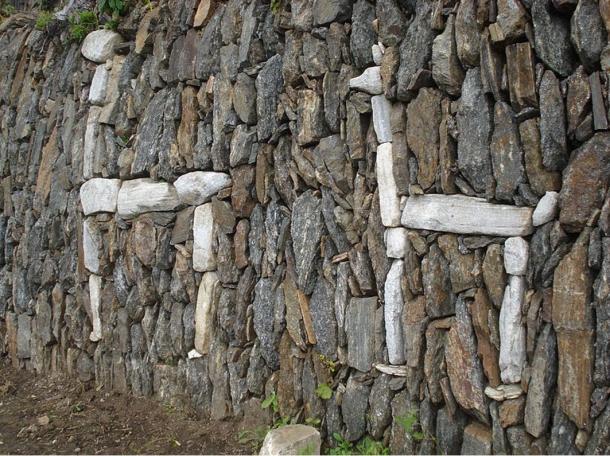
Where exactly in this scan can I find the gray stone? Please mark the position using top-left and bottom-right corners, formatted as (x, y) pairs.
(193, 203), (216, 272)
(491, 102), (525, 202)
(346, 297), (377, 372)
(457, 69), (494, 194)
(461, 423), (493, 455)
(377, 143), (401, 227)
(531, 0), (576, 77)
(539, 71), (568, 172)
(571, 0), (606, 72)
(89, 65), (109, 106)
(396, 1), (436, 100)
(504, 237), (529, 276)
(256, 55), (283, 142)
(368, 374), (394, 439)
(342, 376), (370, 442)
(431, 15), (464, 96)
(260, 425), (321, 456)
(80, 178), (121, 215)
(312, 0), (352, 25)
(524, 324), (557, 438)
(89, 274), (102, 342)
(436, 407), (468, 455)
(291, 191), (323, 295)
(350, 0), (376, 68)
(253, 278), (280, 370)
(422, 244), (454, 318)
(376, 0), (408, 47)
(309, 279), (337, 359)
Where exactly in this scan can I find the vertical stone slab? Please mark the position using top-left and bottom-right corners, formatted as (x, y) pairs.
(384, 260), (405, 365)
(346, 297), (377, 372)
(194, 271), (220, 355)
(193, 203), (216, 272)
(89, 274), (102, 342)
(376, 143), (401, 227)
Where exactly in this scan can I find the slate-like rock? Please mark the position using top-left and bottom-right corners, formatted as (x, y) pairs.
(461, 423), (492, 454)
(519, 118), (562, 197)
(406, 88), (442, 190)
(446, 296), (489, 423)
(539, 71), (568, 171)
(559, 133), (610, 232)
(346, 297), (377, 372)
(432, 15), (465, 96)
(571, 0), (606, 71)
(422, 244), (455, 318)
(342, 376), (370, 441)
(376, 0), (408, 47)
(531, 0), (576, 77)
(350, 0), (376, 68)
(490, 101), (525, 202)
(81, 30), (122, 63)
(291, 191), (323, 295)
(455, 0), (480, 67)
(312, 0), (352, 25)
(457, 69), (494, 194)
(524, 324), (557, 438)
(256, 55), (283, 142)
(309, 279), (337, 359)
(506, 43), (537, 113)
(396, 1), (436, 100)
(296, 89), (328, 145)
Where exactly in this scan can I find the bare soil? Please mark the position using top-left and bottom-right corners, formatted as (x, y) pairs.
(0, 359), (252, 455)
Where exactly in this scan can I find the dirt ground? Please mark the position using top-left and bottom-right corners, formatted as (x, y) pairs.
(0, 360), (253, 455)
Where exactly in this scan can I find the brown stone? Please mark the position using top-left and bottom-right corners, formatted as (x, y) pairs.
(589, 72), (608, 131)
(35, 127), (59, 207)
(277, 332), (302, 418)
(506, 43), (537, 112)
(231, 165), (256, 218)
(424, 317), (452, 403)
(482, 243), (506, 309)
(173, 86), (198, 171)
(470, 288), (501, 387)
(282, 277), (307, 351)
(296, 90), (328, 146)
(553, 229), (594, 429)
(519, 118), (561, 197)
(134, 7), (160, 54)
(193, 0), (212, 27)
(461, 422), (493, 454)
(437, 234), (477, 293)
(234, 219), (249, 269)
(559, 133), (610, 232)
(132, 218), (156, 268)
(406, 88), (443, 190)
(439, 98), (457, 194)
(480, 29), (504, 101)
(499, 396), (526, 428)
(566, 67), (592, 138)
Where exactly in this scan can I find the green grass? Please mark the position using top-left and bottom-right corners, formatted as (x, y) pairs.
(68, 10), (98, 42)
(35, 10), (54, 30)
(328, 433), (390, 455)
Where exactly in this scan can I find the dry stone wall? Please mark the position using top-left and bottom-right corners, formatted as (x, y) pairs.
(1, 0), (610, 453)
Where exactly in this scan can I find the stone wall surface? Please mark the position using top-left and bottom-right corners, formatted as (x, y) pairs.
(0, 0), (609, 453)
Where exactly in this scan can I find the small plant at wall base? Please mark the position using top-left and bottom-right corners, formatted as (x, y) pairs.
(0, 1), (16, 20)
(328, 433), (390, 455)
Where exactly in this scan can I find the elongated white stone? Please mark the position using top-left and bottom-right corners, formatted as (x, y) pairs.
(385, 227), (408, 258)
(504, 237), (529, 275)
(499, 275), (526, 383)
(89, 274), (102, 342)
(83, 218), (101, 274)
(174, 171), (232, 206)
(89, 65), (109, 105)
(349, 66), (383, 94)
(81, 29), (122, 63)
(80, 178), (121, 215)
(372, 44), (384, 65)
(117, 178), (180, 219)
(372, 95), (392, 143)
(193, 203), (216, 272)
(376, 143), (401, 227)
(401, 194), (534, 236)
(194, 271), (219, 355)
(532, 191), (559, 226)
(385, 260), (406, 365)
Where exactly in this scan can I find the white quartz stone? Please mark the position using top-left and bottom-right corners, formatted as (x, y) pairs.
(193, 203), (217, 272)
(349, 66), (383, 94)
(384, 260), (406, 365)
(83, 218), (101, 274)
(188, 349), (203, 359)
(372, 44), (384, 65)
(371, 95), (392, 144)
(89, 274), (102, 342)
(532, 191), (559, 226)
(83, 106), (102, 180)
(174, 171), (232, 206)
(88, 65), (109, 105)
(81, 29), (122, 63)
(117, 178), (180, 219)
(385, 227), (408, 258)
(194, 271), (219, 355)
(80, 178), (121, 215)
(484, 384), (523, 401)
(504, 237), (529, 276)
(499, 275), (526, 384)
(401, 194), (534, 236)
(376, 143), (401, 227)
(259, 425), (321, 456)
